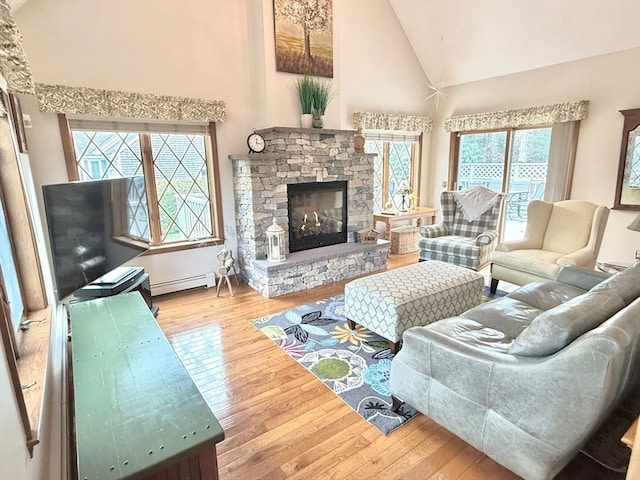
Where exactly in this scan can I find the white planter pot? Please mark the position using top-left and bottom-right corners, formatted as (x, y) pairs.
(300, 114), (313, 129)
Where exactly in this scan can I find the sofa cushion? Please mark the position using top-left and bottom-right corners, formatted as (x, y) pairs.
(426, 317), (514, 354)
(590, 262), (640, 302)
(490, 249), (564, 280)
(462, 298), (542, 339)
(509, 291), (626, 357)
(506, 280), (586, 311)
(418, 235), (480, 258)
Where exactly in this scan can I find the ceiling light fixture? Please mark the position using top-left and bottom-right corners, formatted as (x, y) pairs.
(425, 82), (446, 110)
(425, 35), (447, 110)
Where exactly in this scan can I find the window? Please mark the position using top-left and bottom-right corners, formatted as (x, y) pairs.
(0, 94), (49, 456)
(452, 127), (552, 241)
(60, 117), (223, 248)
(364, 132), (421, 213)
(0, 193), (24, 330)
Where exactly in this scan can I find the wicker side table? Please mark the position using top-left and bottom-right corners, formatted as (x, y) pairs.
(390, 225), (419, 254)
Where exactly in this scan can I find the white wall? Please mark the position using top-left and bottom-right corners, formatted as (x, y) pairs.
(335, 0), (430, 125)
(16, 0), (253, 293)
(427, 48), (640, 262)
(0, 353), (42, 480)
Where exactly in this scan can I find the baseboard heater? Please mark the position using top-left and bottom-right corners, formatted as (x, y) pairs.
(151, 272), (216, 296)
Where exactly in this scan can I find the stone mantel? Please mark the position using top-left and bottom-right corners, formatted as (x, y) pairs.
(228, 153), (280, 162)
(255, 126), (358, 136)
(229, 127), (384, 297)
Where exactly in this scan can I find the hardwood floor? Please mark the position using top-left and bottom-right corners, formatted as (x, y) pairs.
(154, 253), (623, 480)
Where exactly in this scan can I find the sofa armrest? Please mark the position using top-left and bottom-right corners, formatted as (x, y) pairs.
(420, 222), (448, 238)
(476, 230), (498, 246)
(494, 237), (540, 252)
(555, 265), (610, 290)
(487, 334), (625, 448)
(557, 246), (597, 268)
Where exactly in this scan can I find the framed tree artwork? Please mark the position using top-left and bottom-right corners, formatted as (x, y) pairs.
(614, 108), (640, 210)
(273, 0), (333, 78)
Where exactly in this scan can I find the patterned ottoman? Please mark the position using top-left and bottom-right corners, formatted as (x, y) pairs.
(344, 260), (484, 352)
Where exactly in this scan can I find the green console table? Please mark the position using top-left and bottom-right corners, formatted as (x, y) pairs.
(69, 292), (224, 480)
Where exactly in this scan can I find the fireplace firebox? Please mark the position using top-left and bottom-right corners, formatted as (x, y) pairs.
(287, 181), (348, 252)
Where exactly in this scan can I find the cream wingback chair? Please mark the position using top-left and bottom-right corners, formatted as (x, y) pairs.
(490, 199), (609, 293)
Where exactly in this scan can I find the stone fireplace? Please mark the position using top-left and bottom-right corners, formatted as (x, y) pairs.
(230, 127), (389, 298)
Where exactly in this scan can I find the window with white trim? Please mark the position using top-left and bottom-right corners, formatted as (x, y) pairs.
(364, 132), (421, 213)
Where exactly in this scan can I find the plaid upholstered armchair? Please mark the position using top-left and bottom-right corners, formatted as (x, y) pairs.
(418, 188), (505, 270)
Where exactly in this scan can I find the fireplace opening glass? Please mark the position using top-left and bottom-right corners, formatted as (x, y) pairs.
(287, 181), (348, 252)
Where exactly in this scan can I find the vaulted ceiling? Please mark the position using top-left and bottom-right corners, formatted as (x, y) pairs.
(390, 0), (640, 88)
(7, 0), (640, 89)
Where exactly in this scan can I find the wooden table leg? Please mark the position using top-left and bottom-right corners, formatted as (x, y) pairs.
(216, 274), (234, 297)
(384, 219), (391, 240)
(226, 275), (234, 297)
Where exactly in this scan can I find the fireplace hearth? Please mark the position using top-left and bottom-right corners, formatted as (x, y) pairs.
(288, 181), (347, 252)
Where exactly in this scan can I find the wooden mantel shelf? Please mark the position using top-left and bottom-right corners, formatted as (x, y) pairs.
(229, 127), (376, 163)
(229, 152), (376, 162)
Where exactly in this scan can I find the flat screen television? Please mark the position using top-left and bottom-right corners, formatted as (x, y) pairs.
(42, 176), (150, 300)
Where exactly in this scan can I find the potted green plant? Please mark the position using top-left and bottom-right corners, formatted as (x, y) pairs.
(311, 78), (332, 128)
(295, 75), (314, 128)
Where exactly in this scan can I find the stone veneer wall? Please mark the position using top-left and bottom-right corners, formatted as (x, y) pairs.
(230, 127), (379, 295)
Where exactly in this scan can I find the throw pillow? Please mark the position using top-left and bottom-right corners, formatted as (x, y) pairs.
(509, 291), (626, 357)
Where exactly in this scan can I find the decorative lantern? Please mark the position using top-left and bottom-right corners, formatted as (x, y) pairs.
(266, 218), (286, 262)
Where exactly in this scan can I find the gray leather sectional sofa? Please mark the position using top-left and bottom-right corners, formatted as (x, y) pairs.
(390, 262), (640, 480)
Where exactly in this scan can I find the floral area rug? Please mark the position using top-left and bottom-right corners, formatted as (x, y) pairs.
(250, 294), (417, 435)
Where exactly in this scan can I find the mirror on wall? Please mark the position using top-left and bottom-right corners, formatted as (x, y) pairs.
(614, 108), (640, 210)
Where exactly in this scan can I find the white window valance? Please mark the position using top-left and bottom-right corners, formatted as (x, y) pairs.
(353, 112), (432, 133)
(0, 1), (35, 97)
(35, 83), (226, 123)
(361, 131), (421, 143)
(444, 100), (589, 132)
(67, 118), (210, 135)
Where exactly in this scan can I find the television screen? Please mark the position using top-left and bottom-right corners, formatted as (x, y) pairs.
(42, 176), (150, 300)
